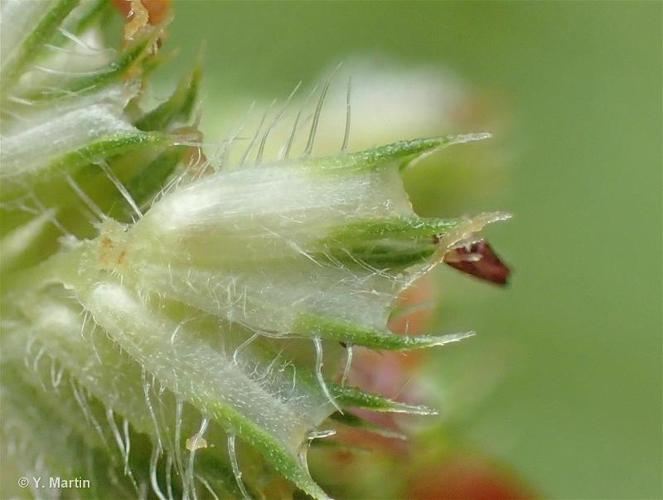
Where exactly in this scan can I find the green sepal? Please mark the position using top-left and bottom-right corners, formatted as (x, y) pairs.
(322, 243), (435, 269)
(70, 0), (108, 35)
(330, 384), (438, 415)
(326, 217), (459, 242)
(27, 35), (154, 101)
(50, 131), (169, 170)
(1, 131), (168, 201)
(301, 133), (490, 172)
(201, 397), (331, 500)
(136, 65), (202, 131)
(294, 313), (475, 351)
(126, 147), (185, 207)
(0, 0), (80, 97)
(52, 0), (108, 42)
(319, 216), (459, 268)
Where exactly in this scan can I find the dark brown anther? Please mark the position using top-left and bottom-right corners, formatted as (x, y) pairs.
(443, 240), (511, 285)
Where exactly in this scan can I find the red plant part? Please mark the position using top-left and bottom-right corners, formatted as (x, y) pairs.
(407, 455), (536, 500)
(444, 240), (511, 285)
(110, 0), (171, 25)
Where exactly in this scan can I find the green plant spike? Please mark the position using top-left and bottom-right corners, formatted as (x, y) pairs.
(0, 1), (510, 498)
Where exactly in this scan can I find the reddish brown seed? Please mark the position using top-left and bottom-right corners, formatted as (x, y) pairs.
(443, 240), (511, 285)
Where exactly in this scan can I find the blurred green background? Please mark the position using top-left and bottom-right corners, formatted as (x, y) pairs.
(160, 2), (661, 498)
